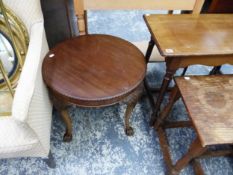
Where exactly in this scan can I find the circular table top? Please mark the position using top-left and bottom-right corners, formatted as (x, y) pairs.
(42, 34), (146, 107)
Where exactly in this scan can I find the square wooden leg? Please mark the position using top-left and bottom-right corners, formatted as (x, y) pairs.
(157, 127), (207, 175)
(171, 138), (207, 175)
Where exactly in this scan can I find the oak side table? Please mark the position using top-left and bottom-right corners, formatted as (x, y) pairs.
(144, 14), (233, 126)
(42, 34), (146, 142)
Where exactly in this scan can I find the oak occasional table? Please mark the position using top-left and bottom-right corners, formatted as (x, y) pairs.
(42, 34), (146, 142)
(144, 14), (233, 125)
(155, 75), (233, 175)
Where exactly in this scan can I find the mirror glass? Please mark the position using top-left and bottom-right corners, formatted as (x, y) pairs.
(0, 32), (17, 83)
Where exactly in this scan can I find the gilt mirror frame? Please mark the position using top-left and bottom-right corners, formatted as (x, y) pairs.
(0, 4), (29, 91)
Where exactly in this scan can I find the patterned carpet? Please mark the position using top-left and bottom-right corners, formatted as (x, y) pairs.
(1, 10), (233, 175)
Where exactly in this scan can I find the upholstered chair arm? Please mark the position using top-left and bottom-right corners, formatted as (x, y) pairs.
(11, 22), (52, 157)
(12, 22), (49, 122)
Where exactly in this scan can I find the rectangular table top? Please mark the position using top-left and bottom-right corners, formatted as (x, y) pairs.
(175, 75), (233, 146)
(144, 14), (233, 57)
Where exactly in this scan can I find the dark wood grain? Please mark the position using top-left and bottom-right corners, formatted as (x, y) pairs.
(175, 75), (233, 146)
(208, 0), (233, 13)
(43, 34), (146, 140)
(144, 14), (233, 57)
(42, 34), (146, 107)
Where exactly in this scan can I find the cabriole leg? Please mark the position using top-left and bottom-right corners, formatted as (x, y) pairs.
(123, 83), (144, 136)
(60, 109), (73, 142)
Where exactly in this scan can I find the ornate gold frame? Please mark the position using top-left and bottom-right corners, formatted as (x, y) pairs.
(0, 1), (29, 92)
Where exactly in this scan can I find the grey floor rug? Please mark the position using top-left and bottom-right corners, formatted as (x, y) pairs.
(1, 10), (233, 175)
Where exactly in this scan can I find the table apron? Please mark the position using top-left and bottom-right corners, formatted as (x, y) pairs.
(165, 55), (233, 70)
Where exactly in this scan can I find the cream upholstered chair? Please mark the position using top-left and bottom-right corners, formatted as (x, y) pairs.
(74, 0), (205, 62)
(0, 0), (53, 165)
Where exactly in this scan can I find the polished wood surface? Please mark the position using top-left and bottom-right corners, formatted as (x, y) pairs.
(74, 0), (204, 35)
(144, 14), (233, 57)
(155, 75), (233, 174)
(175, 75), (233, 146)
(43, 34), (146, 141)
(43, 34), (146, 107)
(144, 14), (233, 126)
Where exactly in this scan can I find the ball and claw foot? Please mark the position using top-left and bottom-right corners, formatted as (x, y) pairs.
(63, 132), (72, 142)
(125, 126), (134, 136)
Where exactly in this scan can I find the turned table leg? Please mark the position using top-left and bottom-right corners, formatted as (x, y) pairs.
(123, 83), (144, 136)
(150, 66), (177, 126)
(154, 86), (180, 129)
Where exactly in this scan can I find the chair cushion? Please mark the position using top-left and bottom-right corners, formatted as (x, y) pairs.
(132, 41), (165, 62)
(0, 117), (38, 155)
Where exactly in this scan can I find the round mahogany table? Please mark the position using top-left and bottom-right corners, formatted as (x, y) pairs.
(42, 34), (146, 142)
